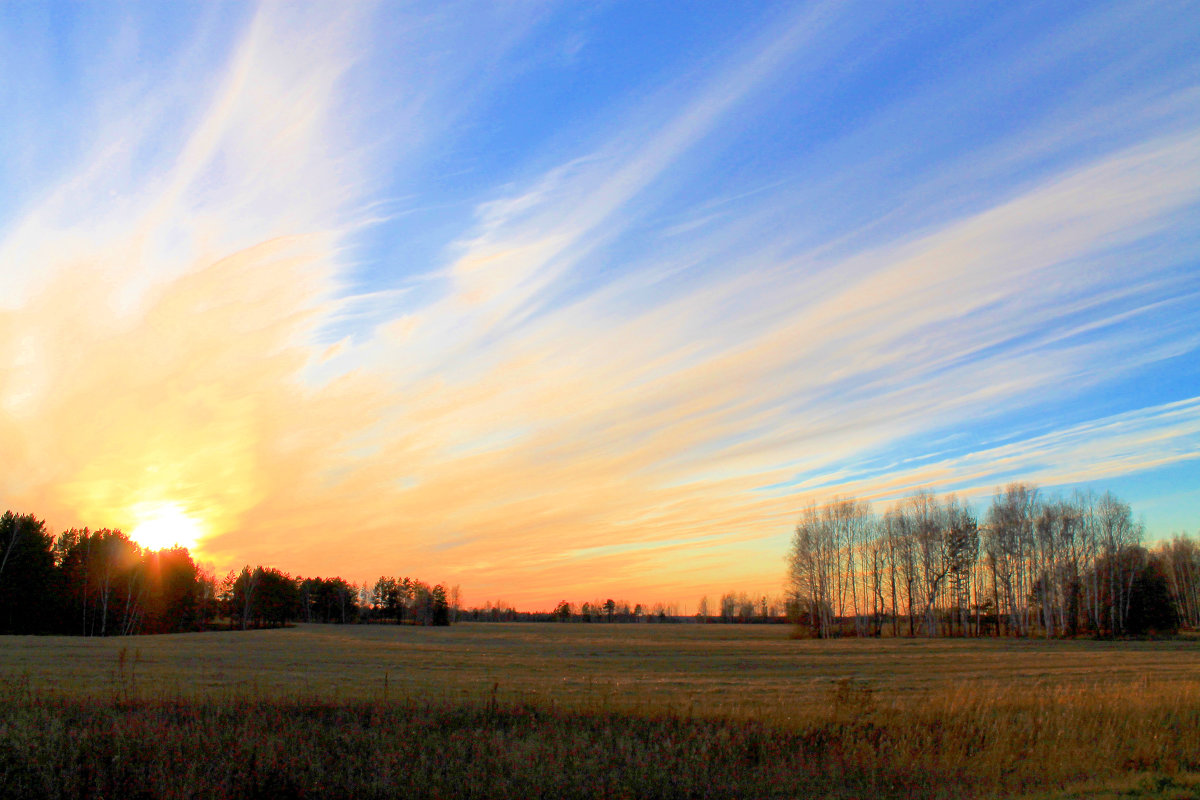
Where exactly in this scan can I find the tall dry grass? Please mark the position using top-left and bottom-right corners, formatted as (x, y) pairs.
(1, 673), (1196, 799)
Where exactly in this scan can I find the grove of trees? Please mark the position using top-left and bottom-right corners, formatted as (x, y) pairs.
(0, 514), (216, 636)
(787, 484), (1197, 638)
(0, 510), (456, 635)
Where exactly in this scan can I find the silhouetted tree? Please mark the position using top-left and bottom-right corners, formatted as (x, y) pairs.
(373, 576), (402, 622)
(409, 580), (453, 625)
(144, 547), (203, 633)
(430, 584), (450, 626)
(553, 600), (573, 621)
(312, 576), (358, 623)
(0, 512), (56, 634)
(223, 567), (257, 630)
(254, 568), (300, 627)
(1121, 549), (1179, 636)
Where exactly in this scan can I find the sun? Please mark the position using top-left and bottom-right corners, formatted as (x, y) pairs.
(128, 503), (205, 552)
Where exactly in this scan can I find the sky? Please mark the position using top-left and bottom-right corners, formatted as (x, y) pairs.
(1, 1), (1198, 611)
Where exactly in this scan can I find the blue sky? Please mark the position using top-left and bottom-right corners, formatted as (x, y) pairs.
(1, 1), (1197, 608)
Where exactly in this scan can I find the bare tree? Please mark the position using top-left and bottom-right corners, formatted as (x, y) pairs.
(448, 584), (461, 623)
(1160, 534), (1200, 629)
(1094, 492), (1143, 635)
(986, 484), (1039, 636)
(788, 503), (834, 637)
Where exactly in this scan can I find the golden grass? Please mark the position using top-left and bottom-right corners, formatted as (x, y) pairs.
(3, 623), (1197, 709)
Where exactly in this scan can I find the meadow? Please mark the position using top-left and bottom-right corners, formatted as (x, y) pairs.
(1, 623), (1198, 798)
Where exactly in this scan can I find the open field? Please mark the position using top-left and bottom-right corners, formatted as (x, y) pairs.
(2, 624), (1199, 798)
(5, 622), (1200, 710)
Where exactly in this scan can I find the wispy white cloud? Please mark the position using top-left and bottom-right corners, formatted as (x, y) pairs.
(1, 2), (1197, 608)
(801, 396), (1200, 506)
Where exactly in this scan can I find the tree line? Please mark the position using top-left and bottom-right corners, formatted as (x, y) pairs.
(548, 599), (687, 623)
(546, 596), (790, 623)
(456, 597), (788, 624)
(0, 511), (457, 635)
(787, 484), (1197, 638)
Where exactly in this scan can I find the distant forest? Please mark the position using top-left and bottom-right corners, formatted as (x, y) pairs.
(787, 484), (1198, 638)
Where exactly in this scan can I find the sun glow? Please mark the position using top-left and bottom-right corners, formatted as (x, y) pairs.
(128, 503), (205, 552)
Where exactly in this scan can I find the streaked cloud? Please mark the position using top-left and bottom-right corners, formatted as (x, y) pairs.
(1, 2), (1197, 608)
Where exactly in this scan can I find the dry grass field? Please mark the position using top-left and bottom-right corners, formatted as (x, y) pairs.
(5, 622), (1199, 708)
(2, 623), (1199, 798)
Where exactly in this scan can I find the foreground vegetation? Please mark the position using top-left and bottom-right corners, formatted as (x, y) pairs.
(2, 686), (1197, 800)
(1, 624), (1198, 798)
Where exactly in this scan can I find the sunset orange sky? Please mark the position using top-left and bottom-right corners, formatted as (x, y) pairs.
(2, 2), (1198, 610)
